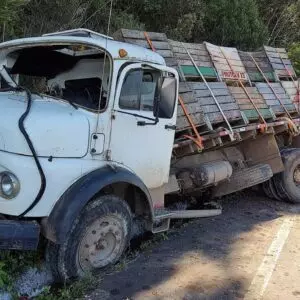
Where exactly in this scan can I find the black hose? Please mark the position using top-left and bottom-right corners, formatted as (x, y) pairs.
(18, 87), (47, 217)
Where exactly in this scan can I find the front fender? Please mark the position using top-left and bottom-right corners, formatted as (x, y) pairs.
(42, 165), (153, 244)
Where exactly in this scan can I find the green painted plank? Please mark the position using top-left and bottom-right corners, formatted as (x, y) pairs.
(242, 108), (274, 121)
(248, 72), (276, 82)
(180, 65), (217, 78)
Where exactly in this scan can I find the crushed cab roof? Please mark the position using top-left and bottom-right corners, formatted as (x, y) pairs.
(0, 28), (166, 65)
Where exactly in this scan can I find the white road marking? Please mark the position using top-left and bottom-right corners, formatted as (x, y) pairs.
(244, 216), (295, 300)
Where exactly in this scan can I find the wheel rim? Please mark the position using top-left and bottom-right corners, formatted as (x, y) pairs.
(77, 215), (124, 271)
(293, 165), (300, 186)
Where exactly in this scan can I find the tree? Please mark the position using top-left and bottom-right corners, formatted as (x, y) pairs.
(289, 43), (300, 76)
(0, 0), (27, 40)
(3, 0), (299, 51)
(256, 0), (300, 46)
(117, 0), (204, 41)
(15, 0), (143, 37)
(196, 0), (268, 50)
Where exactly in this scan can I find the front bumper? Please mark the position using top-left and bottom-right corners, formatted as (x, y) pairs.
(0, 220), (40, 250)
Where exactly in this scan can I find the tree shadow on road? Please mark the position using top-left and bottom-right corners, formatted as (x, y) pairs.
(87, 193), (300, 300)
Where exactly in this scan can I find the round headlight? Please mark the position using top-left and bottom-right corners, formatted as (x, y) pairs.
(0, 172), (20, 199)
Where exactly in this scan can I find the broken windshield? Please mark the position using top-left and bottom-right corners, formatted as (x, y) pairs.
(1, 44), (111, 112)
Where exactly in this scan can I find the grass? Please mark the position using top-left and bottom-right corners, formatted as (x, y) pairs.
(35, 274), (95, 300)
(0, 248), (96, 300)
(0, 250), (42, 292)
(139, 232), (169, 251)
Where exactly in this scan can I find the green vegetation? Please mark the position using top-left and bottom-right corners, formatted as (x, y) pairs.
(0, 248), (95, 299)
(0, 0), (298, 47)
(35, 274), (95, 300)
(289, 43), (300, 76)
(0, 250), (42, 291)
(1, 0), (299, 65)
(0, 0), (298, 65)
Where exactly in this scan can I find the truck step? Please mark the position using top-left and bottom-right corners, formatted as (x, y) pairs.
(152, 207), (222, 233)
(168, 209), (222, 219)
(154, 208), (222, 220)
(154, 208), (175, 220)
(212, 163), (273, 198)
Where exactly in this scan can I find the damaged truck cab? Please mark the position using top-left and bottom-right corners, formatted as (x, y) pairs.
(0, 29), (179, 280)
(0, 28), (298, 282)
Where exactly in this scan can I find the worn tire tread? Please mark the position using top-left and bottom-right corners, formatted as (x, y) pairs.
(46, 195), (132, 282)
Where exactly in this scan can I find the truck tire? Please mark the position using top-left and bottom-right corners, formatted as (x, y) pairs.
(261, 181), (273, 199)
(277, 148), (300, 203)
(46, 195), (132, 282)
(268, 178), (282, 201)
(272, 174), (288, 200)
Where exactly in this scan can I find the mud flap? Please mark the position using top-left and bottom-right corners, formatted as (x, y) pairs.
(0, 220), (40, 250)
(212, 163), (273, 198)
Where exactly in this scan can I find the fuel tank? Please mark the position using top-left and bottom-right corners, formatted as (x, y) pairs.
(0, 91), (90, 158)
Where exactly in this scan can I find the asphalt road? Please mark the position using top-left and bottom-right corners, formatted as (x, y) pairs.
(85, 192), (300, 300)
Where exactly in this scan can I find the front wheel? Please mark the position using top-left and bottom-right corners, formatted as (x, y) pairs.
(46, 195), (132, 282)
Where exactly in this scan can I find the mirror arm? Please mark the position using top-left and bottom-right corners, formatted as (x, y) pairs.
(137, 117), (159, 126)
(138, 94), (160, 126)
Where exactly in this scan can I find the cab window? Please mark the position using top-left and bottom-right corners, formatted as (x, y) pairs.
(119, 69), (159, 112)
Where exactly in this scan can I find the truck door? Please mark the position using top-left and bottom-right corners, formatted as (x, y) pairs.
(109, 63), (178, 189)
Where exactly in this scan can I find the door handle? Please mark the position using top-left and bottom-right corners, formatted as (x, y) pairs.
(165, 124), (176, 130)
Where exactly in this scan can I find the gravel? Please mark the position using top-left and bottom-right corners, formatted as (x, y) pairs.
(0, 263), (54, 299)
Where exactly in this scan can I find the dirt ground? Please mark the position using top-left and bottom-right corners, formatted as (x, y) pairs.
(85, 193), (300, 300)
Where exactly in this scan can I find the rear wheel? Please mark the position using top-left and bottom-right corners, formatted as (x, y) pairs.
(261, 149), (300, 203)
(276, 148), (300, 203)
(263, 148), (300, 203)
(46, 195), (132, 282)
(262, 181), (273, 199)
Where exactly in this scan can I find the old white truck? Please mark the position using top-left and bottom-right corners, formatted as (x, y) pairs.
(0, 28), (299, 281)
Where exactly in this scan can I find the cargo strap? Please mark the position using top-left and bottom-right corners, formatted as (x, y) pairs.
(296, 80), (300, 110)
(182, 43), (236, 141)
(144, 33), (204, 150)
(143, 31), (156, 52)
(178, 95), (204, 150)
(275, 48), (300, 109)
(276, 116), (299, 136)
(249, 53), (294, 121)
(219, 47), (268, 133)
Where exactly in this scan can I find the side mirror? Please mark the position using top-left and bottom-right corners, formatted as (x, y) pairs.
(137, 74), (177, 127)
(155, 76), (177, 119)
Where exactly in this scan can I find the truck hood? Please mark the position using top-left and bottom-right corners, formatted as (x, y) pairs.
(0, 91), (90, 158)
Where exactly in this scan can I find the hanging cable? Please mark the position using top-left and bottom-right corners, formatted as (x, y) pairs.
(18, 87), (47, 217)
